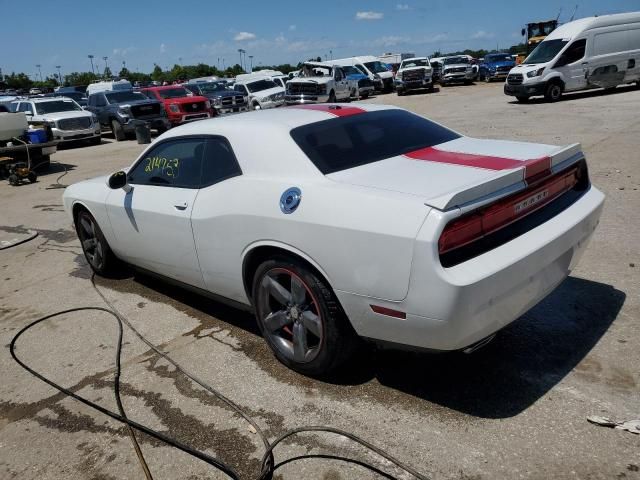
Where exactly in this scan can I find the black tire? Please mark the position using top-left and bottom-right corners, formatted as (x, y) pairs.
(360, 92), (369, 99)
(252, 255), (360, 376)
(516, 96), (530, 103)
(328, 91), (336, 103)
(27, 171), (37, 183)
(397, 89), (404, 96)
(544, 81), (563, 102)
(8, 174), (19, 186)
(75, 209), (122, 277)
(484, 74), (492, 83)
(111, 119), (126, 141)
(464, 79), (472, 85)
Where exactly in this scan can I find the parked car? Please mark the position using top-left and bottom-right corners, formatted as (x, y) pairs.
(479, 53), (516, 82)
(141, 86), (213, 126)
(10, 97), (101, 145)
(65, 103), (603, 375)
(339, 65), (375, 99)
(333, 56), (395, 92)
(440, 56), (476, 85)
(184, 81), (249, 115)
(86, 90), (170, 141)
(233, 78), (285, 110)
(395, 57), (434, 95)
(28, 88), (42, 95)
(505, 11), (640, 102)
(285, 62), (351, 104)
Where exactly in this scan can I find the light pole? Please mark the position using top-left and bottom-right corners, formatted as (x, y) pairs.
(88, 55), (95, 75)
(238, 49), (245, 71)
(35, 64), (43, 82)
(102, 56), (108, 78)
(55, 65), (62, 86)
(330, 50), (333, 60)
(249, 55), (254, 72)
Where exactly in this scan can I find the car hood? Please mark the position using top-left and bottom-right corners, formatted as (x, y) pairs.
(32, 110), (93, 122)
(288, 77), (332, 85)
(117, 98), (162, 108)
(326, 137), (581, 210)
(443, 64), (469, 70)
(400, 66), (433, 73)
(485, 60), (515, 68)
(162, 95), (209, 104)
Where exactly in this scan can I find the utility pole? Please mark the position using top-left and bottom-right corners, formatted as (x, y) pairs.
(102, 56), (108, 78)
(55, 65), (62, 85)
(330, 50), (333, 60)
(238, 49), (245, 71)
(178, 57), (183, 66)
(36, 64), (43, 82)
(88, 55), (95, 75)
(249, 55), (254, 72)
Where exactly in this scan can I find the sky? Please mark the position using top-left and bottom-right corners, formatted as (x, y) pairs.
(1, 0), (638, 79)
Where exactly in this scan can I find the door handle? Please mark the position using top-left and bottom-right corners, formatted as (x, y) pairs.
(174, 202), (188, 211)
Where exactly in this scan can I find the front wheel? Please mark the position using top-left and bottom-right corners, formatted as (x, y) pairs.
(252, 256), (359, 376)
(544, 81), (563, 102)
(75, 210), (123, 277)
(328, 91), (336, 103)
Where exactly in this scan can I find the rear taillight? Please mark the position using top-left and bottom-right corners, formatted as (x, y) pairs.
(439, 165), (581, 256)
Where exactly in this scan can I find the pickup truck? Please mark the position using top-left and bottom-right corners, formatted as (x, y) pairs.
(0, 111), (57, 172)
(478, 53), (516, 82)
(395, 57), (434, 95)
(339, 65), (375, 99)
(141, 86), (214, 126)
(285, 62), (351, 104)
(184, 81), (248, 115)
(86, 90), (170, 141)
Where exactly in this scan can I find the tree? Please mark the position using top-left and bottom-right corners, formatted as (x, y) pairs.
(151, 64), (164, 82)
(103, 66), (112, 79)
(65, 71), (99, 86)
(119, 67), (131, 78)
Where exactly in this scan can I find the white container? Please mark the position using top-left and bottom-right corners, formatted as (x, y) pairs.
(0, 112), (28, 142)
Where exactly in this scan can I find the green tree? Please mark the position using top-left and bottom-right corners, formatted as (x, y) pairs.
(119, 67), (131, 78)
(103, 66), (112, 79)
(151, 64), (165, 82)
(65, 71), (99, 86)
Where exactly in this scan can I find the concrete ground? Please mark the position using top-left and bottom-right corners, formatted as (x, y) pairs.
(1, 82), (639, 480)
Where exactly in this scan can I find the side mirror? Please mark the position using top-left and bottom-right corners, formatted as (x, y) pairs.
(108, 171), (128, 190)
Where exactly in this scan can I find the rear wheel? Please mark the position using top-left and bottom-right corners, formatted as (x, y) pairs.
(544, 81), (563, 102)
(111, 119), (126, 141)
(75, 210), (122, 277)
(252, 256), (359, 376)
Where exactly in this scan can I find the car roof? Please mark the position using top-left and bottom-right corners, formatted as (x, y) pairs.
(143, 85), (187, 90)
(18, 96), (75, 103)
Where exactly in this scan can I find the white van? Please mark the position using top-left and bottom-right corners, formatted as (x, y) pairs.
(505, 11), (640, 102)
(86, 80), (133, 97)
(333, 56), (394, 92)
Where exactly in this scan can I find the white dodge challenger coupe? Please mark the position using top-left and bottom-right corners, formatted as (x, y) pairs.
(64, 104), (604, 375)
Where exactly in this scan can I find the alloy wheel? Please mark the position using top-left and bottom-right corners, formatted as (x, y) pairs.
(78, 213), (104, 270)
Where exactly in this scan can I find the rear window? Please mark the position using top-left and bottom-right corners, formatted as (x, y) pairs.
(290, 109), (460, 174)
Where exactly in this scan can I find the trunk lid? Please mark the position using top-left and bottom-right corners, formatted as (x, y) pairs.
(326, 137), (582, 210)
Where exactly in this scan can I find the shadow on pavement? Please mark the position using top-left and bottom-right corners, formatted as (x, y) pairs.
(508, 83), (639, 105)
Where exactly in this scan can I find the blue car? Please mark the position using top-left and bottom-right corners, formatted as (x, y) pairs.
(478, 53), (516, 83)
(339, 65), (375, 99)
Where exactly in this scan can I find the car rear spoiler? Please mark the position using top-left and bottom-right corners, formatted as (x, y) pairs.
(425, 143), (584, 211)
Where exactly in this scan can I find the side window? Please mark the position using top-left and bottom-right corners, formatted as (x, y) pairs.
(88, 95), (96, 107)
(128, 138), (206, 188)
(234, 84), (247, 94)
(335, 68), (343, 81)
(560, 39), (587, 65)
(96, 95), (107, 107)
(201, 137), (242, 187)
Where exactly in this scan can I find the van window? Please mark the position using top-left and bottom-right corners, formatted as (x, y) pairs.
(558, 39), (586, 66)
(525, 39), (569, 64)
(594, 30), (630, 56)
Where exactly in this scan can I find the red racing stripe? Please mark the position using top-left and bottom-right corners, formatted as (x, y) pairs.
(288, 104), (366, 117)
(405, 146), (551, 182)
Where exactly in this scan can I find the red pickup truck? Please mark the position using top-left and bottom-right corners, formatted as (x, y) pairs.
(141, 86), (215, 126)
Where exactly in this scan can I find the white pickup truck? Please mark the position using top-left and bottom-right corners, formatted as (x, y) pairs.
(285, 62), (351, 104)
(395, 57), (434, 95)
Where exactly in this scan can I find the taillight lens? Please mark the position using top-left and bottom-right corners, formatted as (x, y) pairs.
(439, 165), (581, 255)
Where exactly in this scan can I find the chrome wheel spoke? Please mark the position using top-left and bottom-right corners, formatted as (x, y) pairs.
(263, 276), (291, 306)
(290, 276), (306, 305)
(264, 310), (292, 332)
(301, 310), (321, 338)
(292, 322), (308, 362)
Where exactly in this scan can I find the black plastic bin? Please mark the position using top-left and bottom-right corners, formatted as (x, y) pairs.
(131, 120), (151, 144)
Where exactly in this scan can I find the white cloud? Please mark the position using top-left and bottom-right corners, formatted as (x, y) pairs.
(396, 4), (410, 10)
(160, 43), (166, 54)
(234, 31), (256, 41)
(371, 36), (410, 48)
(112, 47), (135, 57)
(471, 30), (495, 40)
(355, 11), (384, 20)
(288, 24), (297, 31)
(275, 33), (286, 44)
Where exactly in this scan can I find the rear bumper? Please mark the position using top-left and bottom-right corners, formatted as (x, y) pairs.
(337, 186), (604, 350)
(504, 81), (546, 97)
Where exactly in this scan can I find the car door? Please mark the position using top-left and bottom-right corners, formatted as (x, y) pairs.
(334, 68), (349, 99)
(18, 101), (34, 120)
(553, 38), (588, 91)
(105, 137), (207, 288)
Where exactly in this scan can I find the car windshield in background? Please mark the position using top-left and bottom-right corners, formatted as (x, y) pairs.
(246, 79), (277, 93)
(445, 57), (469, 65)
(364, 61), (389, 73)
(486, 54), (513, 62)
(157, 88), (189, 99)
(106, 91), (148, 103)
(57, 92), (85, 101)
(197, 83), (228, 93)
(524, 39), (569, 64)
(35, 100), (82, 114)
(402, 59), (429, 68)
(341, 66), (362, 76)
(290, 109), (460, 175)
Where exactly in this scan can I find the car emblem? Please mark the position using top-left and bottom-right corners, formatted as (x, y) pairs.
(280, 187), (301, 214)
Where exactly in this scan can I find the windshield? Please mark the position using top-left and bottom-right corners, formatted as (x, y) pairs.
(444, 57), (469, 65)
(34, 99), (82, 114)
(246, 79), (277, 93)
(401, 59), (430, 68)
(485, 54), (513, 62)
(157, 87), (189, 99)
(364, 61), (389, 74)
(341, 66), (362, 76)
(524, 39), (568, 64)
(300, 65), (331, 77)
(106, 91), (148, 103)
(291, 110), (460, 174)
(196, 82), (228, 93)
